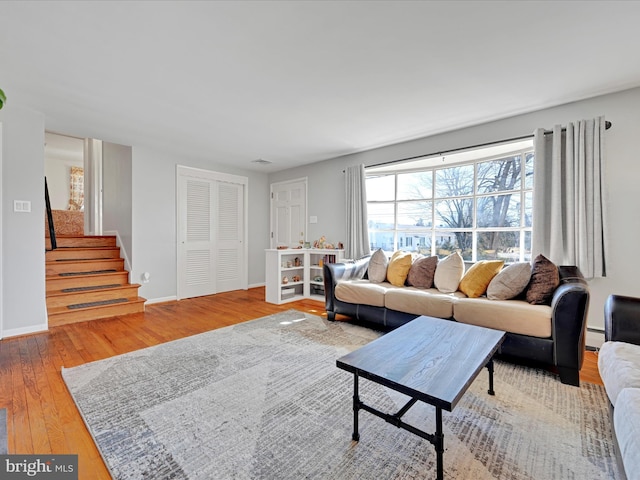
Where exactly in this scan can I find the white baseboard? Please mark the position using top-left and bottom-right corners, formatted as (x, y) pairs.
(145, 296), (178, 305)
(103, 229), (132, 279)
(248, 282), (265, 289)
(586, 328), (605, 350)
(2, 323), (48, 339)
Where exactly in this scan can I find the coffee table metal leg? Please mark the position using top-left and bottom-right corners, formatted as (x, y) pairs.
(435, 407), (444, 480)
(352, 373), (360, 441)
(487, 358), (495, 396)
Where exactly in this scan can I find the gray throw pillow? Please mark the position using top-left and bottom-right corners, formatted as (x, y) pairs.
(487, 262), (532, 300)
(407, 255), (438, 288)
(367, 248), (388, 283)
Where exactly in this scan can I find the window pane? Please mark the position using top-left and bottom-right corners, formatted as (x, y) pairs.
(435, 199), (473, 228)
(397, 201), (432, 228)
(525, 153), (534, 189)
(524, 191), (533, 227)
(397, 231), (432, 254)
(366, 175), (395, 201)
(435, 232), (472, 261)
(477, 231), (520, 261)
(397, 171), (432, 200)
(523, 231), (532, 262)
(367, 202), (394, 229)
(435, 164), (474, 198)
(369, 231), (394, 252)
(477, 155), (521, 194)
(476, 193), (521, 228)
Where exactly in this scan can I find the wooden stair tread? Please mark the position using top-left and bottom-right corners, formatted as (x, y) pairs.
(48, 296), (145, 313)
(47, 283), (142, 298)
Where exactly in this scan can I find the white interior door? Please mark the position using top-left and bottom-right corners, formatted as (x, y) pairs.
(271, 179), (307, 248)
(177, 166), (248, 300)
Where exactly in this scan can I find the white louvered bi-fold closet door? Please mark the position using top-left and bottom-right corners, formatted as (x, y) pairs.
(215, 181), (244, 293)
(177, 173), (244, 299)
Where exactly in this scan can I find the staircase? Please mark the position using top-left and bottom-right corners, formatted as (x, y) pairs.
(46, 236), (146, 327)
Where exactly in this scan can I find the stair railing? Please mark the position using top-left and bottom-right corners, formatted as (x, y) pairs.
(45, 177), (57, 251)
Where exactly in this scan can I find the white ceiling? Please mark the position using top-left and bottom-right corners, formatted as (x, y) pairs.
(3, 1), (640, 173)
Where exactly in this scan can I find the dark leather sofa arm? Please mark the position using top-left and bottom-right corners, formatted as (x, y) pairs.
(323, 255), (371, 314)
(604, 294), (640, 345)
(550, 267), (590, 385)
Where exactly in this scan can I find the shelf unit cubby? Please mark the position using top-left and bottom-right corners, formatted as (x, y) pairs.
(265, 248), (344, 304)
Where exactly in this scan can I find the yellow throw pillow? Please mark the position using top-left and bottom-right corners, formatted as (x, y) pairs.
(386, 251), (413, 286)
(459, 260), (504, 298)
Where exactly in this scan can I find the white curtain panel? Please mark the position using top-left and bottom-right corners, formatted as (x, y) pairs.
(345, 164), (371, 260)
(532, 116), (608, 278)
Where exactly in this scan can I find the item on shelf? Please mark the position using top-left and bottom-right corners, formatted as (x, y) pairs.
(319, 259), (324, 267)
(304, 242), (311, 248)
(286, 261), (292, 268)
(282, 276), (289, 284)
(292, 275), (301, 282)
(314, 276), (323, 282)
(281, 287), (295, 296)
(277, 246), (288, 250)
(294, 257), (301, 266)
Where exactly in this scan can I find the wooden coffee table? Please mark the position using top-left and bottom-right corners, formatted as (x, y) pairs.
(336, 315), (505, 480)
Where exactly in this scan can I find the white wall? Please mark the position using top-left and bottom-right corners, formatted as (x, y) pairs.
(0, 105), (48, 336)
(103, 141), (133, 265)
(269, 87), (640, 347)
(132, 145), (270, 302)
(44, 135), (84, 210)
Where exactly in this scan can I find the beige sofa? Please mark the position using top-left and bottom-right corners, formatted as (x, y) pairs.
(324, 254), (590, 386)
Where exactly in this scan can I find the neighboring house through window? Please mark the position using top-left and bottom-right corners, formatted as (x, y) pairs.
(365, 139), (534, 262)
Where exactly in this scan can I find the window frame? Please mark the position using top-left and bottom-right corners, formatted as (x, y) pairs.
(365, 145), (534, 262)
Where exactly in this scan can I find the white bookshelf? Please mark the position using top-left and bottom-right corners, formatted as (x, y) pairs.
(265, 248), (344, 304)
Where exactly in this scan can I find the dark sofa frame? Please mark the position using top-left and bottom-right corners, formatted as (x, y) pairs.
(324, 255), (590, 386)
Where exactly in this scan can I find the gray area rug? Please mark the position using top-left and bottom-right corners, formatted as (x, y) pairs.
(62, 310), (620, 479)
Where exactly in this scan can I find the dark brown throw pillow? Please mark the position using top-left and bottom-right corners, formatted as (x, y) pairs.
(525, 254), (560, 305)
(406, 255), (438, 288)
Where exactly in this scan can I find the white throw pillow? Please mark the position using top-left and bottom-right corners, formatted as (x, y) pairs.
(367, 248), (388, 283)
(487, 262), (532, 300)
(433, 252), (464, 293)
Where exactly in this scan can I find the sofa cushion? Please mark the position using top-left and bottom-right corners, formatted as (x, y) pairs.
(454, 297), (552, 338)
(335, 280), (391, 307)
(487, 262), (532, 300)
(386, 250), (413, 286)
(613, 387), (640, 477)
(407, 255), (438, 288)
(525, 254), (559, 305)
(385, 287), (462, 319)
(368, 248), (388, 283)
(434, 252), (464, 293)
(598, 341), (640, 406)
(459, 260), (504, 298)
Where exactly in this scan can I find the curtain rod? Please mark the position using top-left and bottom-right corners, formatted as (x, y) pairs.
(364, 120), (612, 170)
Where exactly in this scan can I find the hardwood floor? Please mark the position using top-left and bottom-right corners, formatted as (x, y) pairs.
(0, 287), (603, 479)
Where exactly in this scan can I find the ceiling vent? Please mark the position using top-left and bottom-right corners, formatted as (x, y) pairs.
(251, 158), (272, 165)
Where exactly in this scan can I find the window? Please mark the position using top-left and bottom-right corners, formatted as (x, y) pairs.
(366, 141), (534, 262)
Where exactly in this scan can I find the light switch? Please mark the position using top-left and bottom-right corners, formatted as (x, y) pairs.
(14, 200), (31, 213)
(310, 216), (318, 224)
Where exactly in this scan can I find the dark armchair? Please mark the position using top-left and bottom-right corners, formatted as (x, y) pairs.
(604, 294), (640, 344)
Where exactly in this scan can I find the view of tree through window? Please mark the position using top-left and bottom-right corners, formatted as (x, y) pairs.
(366, 145), (534, 262)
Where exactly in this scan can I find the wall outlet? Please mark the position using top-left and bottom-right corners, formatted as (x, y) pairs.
(310, 216), (318, 224)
